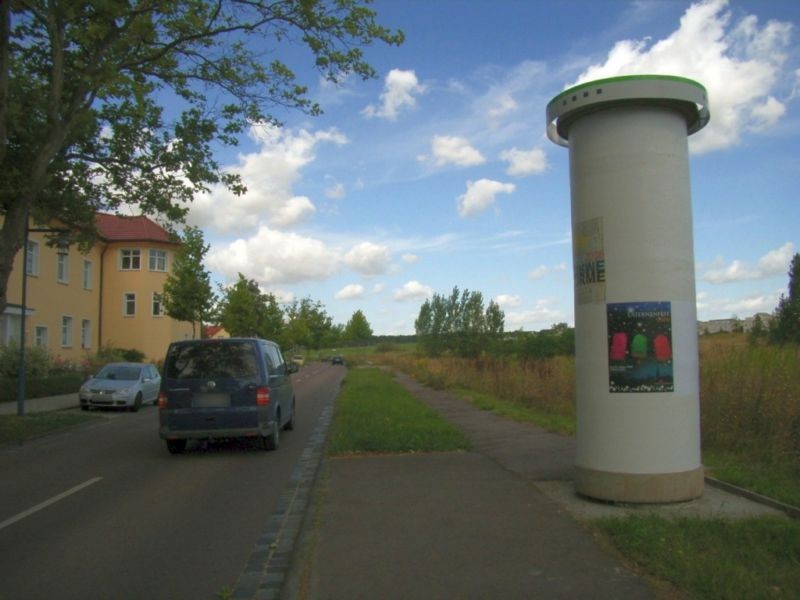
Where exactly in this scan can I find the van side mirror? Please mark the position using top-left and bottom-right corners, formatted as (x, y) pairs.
(287, 362), (299, 374)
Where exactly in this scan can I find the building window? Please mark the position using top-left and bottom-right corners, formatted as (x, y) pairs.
(26, 241), (39, 276)
(61, 316), (73, 347)
(149, 249), (167, 272)
(35, 326), (48, 348)
(152, 292), (164, 317)
(57, 250), (69, 283)
(123, 293), (136, 316)
(81, 319), (91, 349)
(120, 249), (141, 270)
(83, 260), (92, 290)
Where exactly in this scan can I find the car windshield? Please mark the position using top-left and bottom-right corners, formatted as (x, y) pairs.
(166, 342), (259, 380)
(97, 365), (141, 381)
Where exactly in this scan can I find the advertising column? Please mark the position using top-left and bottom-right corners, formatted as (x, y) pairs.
(546, 75), (710, 502)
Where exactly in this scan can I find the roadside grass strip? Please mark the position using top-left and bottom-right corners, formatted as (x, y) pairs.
(0, 412), (103, 446)
(703, 449), (800, 509)
(594, 515), (800, 600)
(327, 368), (471, 455)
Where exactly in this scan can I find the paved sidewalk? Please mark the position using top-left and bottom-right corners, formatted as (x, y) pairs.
(296, 371), (786, 600)
(0, 393), (79, 415)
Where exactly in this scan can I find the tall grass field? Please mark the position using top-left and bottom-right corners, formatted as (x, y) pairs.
(379, 334), (799, 506)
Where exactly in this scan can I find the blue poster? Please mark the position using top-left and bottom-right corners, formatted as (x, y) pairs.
(607, 301), (673, 393)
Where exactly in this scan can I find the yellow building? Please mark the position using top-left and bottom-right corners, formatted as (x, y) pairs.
(2, 214), (194, 363)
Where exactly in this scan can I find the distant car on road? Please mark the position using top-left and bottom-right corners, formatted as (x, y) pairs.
(291, 354), (305, 368)
(332, 355), (344, 365)
(158, 338), (297, 454)
(79, 362), (161, 412)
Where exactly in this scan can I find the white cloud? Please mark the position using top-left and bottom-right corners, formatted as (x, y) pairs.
(494, 294), (522, 308)
(529, 265), (549, 280)
(402, 253), (419, 264)
(431, 135), (486, 167)
(505, 299), (566, 331)
(501, 147), (548, 177)
(335, 284), (365, 300)
(344, 242), (392, 276)
(571, 0), (794, 153)
(325, 182), (346, 200)
(696, 290), (782, 320)
(394, 280), (434, 301)
(701, 242), (795, 284)
(207, 226), (340, 285)
(457, 179), (516, 217)
(186, 124), (346, 232)
(362, 69), (425, 120)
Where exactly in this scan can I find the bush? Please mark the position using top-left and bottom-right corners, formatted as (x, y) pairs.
(0, 342), (52, 377)
(0, 373), (85, 402)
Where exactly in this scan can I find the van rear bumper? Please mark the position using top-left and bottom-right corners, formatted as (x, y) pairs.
(159, 421), (275, 440)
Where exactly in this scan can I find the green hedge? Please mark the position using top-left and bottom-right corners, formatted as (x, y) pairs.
(0, 374), (85, 403)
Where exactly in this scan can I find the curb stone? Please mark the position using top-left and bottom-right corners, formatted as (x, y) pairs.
(232, 400), (335, 600)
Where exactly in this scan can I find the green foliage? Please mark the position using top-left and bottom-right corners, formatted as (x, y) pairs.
(216, 273), (283, 339)
(415, 286), (504, 357)
(327, 368), (471, 455)
(0, 373), (85, 402)
(501, 323), (575, 359)
(284, 297), (334, 350)
(770, 253), (800, 344)
(594, 515), (800, 600)
(162, 226), (216, 337)
(0, 341), (52, 377)
(344, 309), (373, 344)
(0, 0), (403, 314)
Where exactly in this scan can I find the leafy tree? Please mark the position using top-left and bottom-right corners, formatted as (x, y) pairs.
(162, 226), (215, 339)
(284, 297), (333, 350)
(217, 274), (283, 339)
(770, 253), (800, 344)
(344, 309), (373, 345)
(414, 286), (505, 357)
(0, 1), (403, 315)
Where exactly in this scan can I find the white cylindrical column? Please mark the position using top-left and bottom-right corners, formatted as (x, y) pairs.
(546, 75), (710, 502)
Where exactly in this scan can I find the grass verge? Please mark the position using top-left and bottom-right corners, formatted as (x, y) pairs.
(593, 515), (800, 600)
(453, 387), (576, 435)
(327, 367), (471, 455)
(0, 412), (104, 446)
(703, 449), (800, 508)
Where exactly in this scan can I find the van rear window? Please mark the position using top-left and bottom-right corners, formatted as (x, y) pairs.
(166, 342), (260, 380)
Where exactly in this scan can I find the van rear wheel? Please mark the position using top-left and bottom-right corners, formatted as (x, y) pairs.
(166, 439), (186, 454)
(261, 421), (279, 451)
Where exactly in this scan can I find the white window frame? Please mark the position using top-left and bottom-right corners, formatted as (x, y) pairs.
(81, 319), (91, 349)
(61, 316), (73, 348)
(83, 260), (92, 290)
(120, 249), (141, 271)
(152, 292), (164, 317)
(123, 292), (136, 317)
(57, 250), (69, 283)
(149, 249), (167, 272)
(34, 325), (48, 348)
(26, 240), (39, 276)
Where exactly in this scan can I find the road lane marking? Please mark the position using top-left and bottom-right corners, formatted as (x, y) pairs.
(0, 477), (103, 531)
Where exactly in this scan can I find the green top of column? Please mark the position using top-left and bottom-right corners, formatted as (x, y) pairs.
(546, 74), (710, 147)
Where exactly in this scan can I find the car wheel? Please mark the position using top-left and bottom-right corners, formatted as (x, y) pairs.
(261, 420), (280, 451)
(131, 393), (143, 412)
(283, 400), (296, 431)
(166, 439), (186, 454)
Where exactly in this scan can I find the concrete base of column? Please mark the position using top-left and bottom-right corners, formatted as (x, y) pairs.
(575, 465), (704, 503)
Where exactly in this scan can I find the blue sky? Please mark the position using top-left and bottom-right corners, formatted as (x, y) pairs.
(182, 0), (800, 335)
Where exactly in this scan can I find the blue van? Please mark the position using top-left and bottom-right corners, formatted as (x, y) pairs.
(158, 338), (297, 454)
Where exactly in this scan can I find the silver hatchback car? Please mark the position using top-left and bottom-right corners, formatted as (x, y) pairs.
(79, 362), (161, 412)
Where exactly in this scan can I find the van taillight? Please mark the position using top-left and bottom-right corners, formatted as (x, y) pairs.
(256, 387), (271, 406)
(157, 392), (167, 409)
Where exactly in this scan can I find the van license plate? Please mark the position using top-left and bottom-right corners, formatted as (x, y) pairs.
(193, 393), (230, 408)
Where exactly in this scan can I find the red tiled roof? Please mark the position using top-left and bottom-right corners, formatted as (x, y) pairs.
(95, 213), (175, 243)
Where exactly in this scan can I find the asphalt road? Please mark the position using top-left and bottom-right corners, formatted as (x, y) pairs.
(0, 361), (345, 600)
